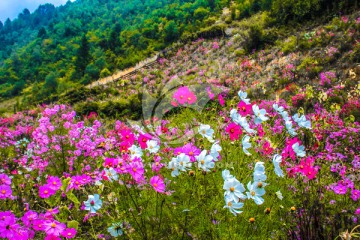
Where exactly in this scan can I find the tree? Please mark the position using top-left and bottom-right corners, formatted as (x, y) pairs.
(0, 21), (3, 31)
(44, 72), (58, 94)
(37, 27), (47, 38)
(164, 20), (179, 42)
(75, 35), (91, 76)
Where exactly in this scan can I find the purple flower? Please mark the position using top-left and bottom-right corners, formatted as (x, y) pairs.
(351, 189), (360, 201)
(61, 228), (77, 239)
(332, 183), (347, 195)
(47, 176), (62, 191)
(21, 210), (38, 227)
(0, 174), (11, 185)
(39, 185), (56, 199)
(43, 220), (66, 236)
(0, 185), (12, 199)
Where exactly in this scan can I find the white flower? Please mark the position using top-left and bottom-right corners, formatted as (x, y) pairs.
(272, 154), (284, 177)
(230, 109), (256, 134)
(246, 181), (265, 205)
(252, 105), (269, 124)
(238, 90), (250, 104)
(104, 167), (118, 182)
(293, 113), (311, 129)
(196, 150), (215, 172)
(242, 135), (252, 155)
(222, 169), (234, 180)
(253, 162), (267, 182)
(198, 124), (215, 142)
(146, 140), (160, 154)
(273, 103), (284, 113)
(275, 190), (283, 200)
(128, 145), (143, 159)
(223, 195), (244, 216)
(223, 177), (246, 202)
(210, 142), (222, 160)
(292, 142), (306, 158)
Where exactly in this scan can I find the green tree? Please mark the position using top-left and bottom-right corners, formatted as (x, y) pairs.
(75, 35), (91, 76)
(164, 20), (179, 42)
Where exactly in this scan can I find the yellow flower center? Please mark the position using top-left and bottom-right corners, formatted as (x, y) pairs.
(44, 190), (48, 194)
(227, 201), (232, 206)
(1, 190), (5, 194)
(153, 183), (158, 187)
(251, 191), (256, 196)
(200, 160), (205, 164)
(51, 223), (56, 228)
(230, 187), (235, 192)
(257, 182), (263, 188)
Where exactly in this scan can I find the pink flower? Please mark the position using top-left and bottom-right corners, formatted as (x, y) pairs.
(47, 176), (62, 191)
(150, 175), (165, 193)
(351, 189), (360, 201)
(120, 129), (135, 146)
(0, 174), (11, 185)
(61, 228), (77, 239)
(218, 94), (225, 106)
(43, 220), (66, 236)
(0, 185), (12, 199)
(341, 16), (348, 23)
(180, 143), (201, 162)
(225, 123), (242, 141)
(21, 210), (38, 227)
(261, 141), (273, 155)
(173, 86), (197, 105)
(127, 160), (145, 183)
(44, 235), (62, 240)
(206, 87), (214, 99)
(237, 101), (252, 116)
(138, 133), (152, 149)
(355, 207), (360, 215)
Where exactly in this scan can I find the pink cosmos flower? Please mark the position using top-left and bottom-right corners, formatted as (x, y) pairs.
(218, 94), (225, 106)
(355, 207), (360, 215)
(261, 141), (273, 155)
(47, 176), (62, 191)
(225, 123), (242, 141)
(32, 219), (46, 231)
(43, 220), (66, 236)
(206, 87), (214, 100)
(181, 143), (201, 162)
(173, 86), (197, 105)
(237, 101), (252, 116)
(138, 133), (152, 149)
(127, 161), (145, 182)
(44, 235), (62, 240)
(351, 189), (360, 201)
(61, 228), (77, 239)
(0, 185), (12, 199)
(120, 129), (135, 146)
(150, 175), (165, 193)
(21, 211), (38, 227)
(0, 174), (11, 185)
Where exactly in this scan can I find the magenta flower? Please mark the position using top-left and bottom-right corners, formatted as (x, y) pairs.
(0, 212), (19, 239)
(150, 175), (165, 193)
(47, 176), (62, 191)
(173, 86), (197, 105)
(181, 143), (201, 162)
(21, 210), (38, 227)
(44, 235), (62, 240)
(61, 228), (77, 239)
(237, 101), (252, 116)
(261, 141), (273, 156)
(39, 185), (55, 199)
(218, 94), (225, 106)
(43, 220), (66, 236)
(225, 123), (242, 141)
(332, 183), (347, 195)
(138, 133), (152, 149)
(32, 219), (46, 231)
(0, 174), (11, 185)
(120, 129), (135, 146)
(355, 207), (360, 215)
(127, 161), (145, 182)
(0, 185), (12, 199)
(351, 189), (360, 201)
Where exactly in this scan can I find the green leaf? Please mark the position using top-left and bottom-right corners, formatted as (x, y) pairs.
(61, 178), (71, 192)
(67, 220), (79, 230)
(66, 191), (81, 208)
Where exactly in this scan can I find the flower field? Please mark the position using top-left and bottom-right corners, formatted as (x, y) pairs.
(1, 12), (360, 240)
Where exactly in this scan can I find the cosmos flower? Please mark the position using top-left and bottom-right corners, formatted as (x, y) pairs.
(84, 194), (102, 213)
(198, 124), (215, 142)
(39, 185), (55, 199)
(238, 90), (250, 104)
(43, 220), (66, 236)
(0, 174), (11, 185)
(252, 105), (269, 124)
(292, 113), (311, 129)
(46, 176), (62, 191)
(242, 135), (252, 155)
(292, 143), (306, 158)
(196, 150), (215, 172)
(223, 177), (246, 202)
(272, 154), (284, 177)
(246, 181), (265, 205)
(61, 228), (77, 239)
(222, 170), (234, 181)
(223, 195), (244, 216)
(150, 175), (166, 193)
(237, 101), (252, 116)
(225, 123), (242, 141)
(128, 145), (143, 159)
(210, 142), (222, 160)
(104, 168), (119, 182)
(0, 185), (12, 199)
(107, 222), (124, 237)
(146, 140), (160, 154)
